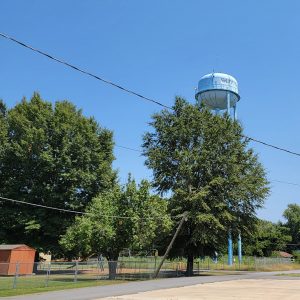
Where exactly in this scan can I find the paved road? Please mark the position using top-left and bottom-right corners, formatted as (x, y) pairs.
(3, 270), (300, 300)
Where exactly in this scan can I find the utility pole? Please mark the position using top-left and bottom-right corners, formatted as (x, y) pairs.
(153, 212), (188, 278)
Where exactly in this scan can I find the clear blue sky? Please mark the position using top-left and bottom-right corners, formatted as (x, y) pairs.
(0, 0), (299, 222)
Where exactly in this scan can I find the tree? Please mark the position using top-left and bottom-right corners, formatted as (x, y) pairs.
(283, 204), (300, 247)
(0, 100), (8, 165)
(143, 97), (269, 275)
(60, 178), (171, 278)
(243, 219), (291, 257)
(0, 93), (115, 254)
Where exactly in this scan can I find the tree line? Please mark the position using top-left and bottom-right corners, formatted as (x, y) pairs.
(0, 94), (299, 276)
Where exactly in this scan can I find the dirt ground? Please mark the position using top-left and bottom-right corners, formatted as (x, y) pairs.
(99, 279), (300, 300)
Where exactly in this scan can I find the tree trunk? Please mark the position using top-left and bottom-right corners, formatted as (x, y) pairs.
(186, 253), (194, 276)
(108, 261), (118, 280)
(33, 251), (40, 274)
(107, 254), (119, 280)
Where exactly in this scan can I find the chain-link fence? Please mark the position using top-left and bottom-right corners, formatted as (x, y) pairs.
(0, 259), (186, 291)
(197, 256), (292, 271)
(0, 256), (293, 291)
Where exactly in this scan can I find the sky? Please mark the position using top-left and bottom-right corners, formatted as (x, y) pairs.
(0, 0), (299, 222)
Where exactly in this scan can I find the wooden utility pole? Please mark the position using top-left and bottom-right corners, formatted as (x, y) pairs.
(153, 212), (188, 278)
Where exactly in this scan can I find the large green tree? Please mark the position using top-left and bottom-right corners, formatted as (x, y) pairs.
(0, 93), (115, 254)
(283, 204), (300, 247)
(143, 97), (269, 275)
(243, 219), (291, 257)
(60, 178), (171, 277)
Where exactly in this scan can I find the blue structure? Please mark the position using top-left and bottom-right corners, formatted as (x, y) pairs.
(238, 233), (242, 263)
(195, 72), (242, 265)
(195, 72), (240, 120)
(228, 231), (233, 265)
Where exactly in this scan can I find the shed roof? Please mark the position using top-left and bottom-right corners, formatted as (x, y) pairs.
(0, 244), (35, 251)
(278, 251), (293, 258)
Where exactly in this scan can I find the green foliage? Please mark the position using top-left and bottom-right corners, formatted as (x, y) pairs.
(0, 93), (115, 254)
(243, 219), (291, 256)
(0, 100), (7, 158)
(283, 203), (300, 246)
(143, 97), (269, 269)
(60, 177), (171, 260)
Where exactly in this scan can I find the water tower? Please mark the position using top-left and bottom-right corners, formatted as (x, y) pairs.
(195, 72), (242, 265)
(195, 72), (240, 120)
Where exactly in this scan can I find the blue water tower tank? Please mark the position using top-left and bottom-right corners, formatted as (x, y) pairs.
(195, 73), (240, 112)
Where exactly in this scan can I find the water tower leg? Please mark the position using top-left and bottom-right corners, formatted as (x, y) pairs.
(228, 230), (233, 266)
(238, 233), (242, 263)
(198, 98), (202, 109)
(234, 104), (237, 120)
(227, 92), (230, 116)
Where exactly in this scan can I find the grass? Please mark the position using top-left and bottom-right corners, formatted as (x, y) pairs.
(198, 270), (246, 276)
(201, 263), (300, 272)
(250, 264), (300, 272)
(276, 273), (300, 277)
(192, 256), (300, 272)
(0, 275), (128, 297)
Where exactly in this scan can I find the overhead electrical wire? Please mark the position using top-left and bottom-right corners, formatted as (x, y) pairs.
(244, 136), (300, 157)
(271, 180), (300, 187)
(115, 144), (142, 153)
(116, 142), (300, 186)
(0, 184), (298, 223)
(0, 31), (300, 157)
(0, 32), (171, 110)
(0, 196), (167, 220)
(0, 195), (88, 215)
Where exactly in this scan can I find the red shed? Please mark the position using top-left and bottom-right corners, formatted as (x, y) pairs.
(0, 244), (36, 275)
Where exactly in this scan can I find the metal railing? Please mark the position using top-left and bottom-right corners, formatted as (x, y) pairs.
(0, 256), (293, 291)
(0, 260), (186, 291)
(197, 256), (292, 271)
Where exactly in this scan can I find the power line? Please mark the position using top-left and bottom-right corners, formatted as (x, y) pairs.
(117, 138), (300, 161)
(245, 136), (300, 157)
(271, 180), (300, 187)
(115, 144), (142, 153)
(0, 31), (300, 157)
(0, 195), (87, 215)
(0, 32), (171, 110)
(0, 196), (166, 220)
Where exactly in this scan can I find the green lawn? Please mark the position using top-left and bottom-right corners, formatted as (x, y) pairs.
(0, 276), (128, 297)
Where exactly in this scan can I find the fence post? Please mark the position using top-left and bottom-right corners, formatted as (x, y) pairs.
(96, 259), (101, 281)
(45, 262), (51, 287)
(13, 262), (19, 289)
(74, 261), (78, 283)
